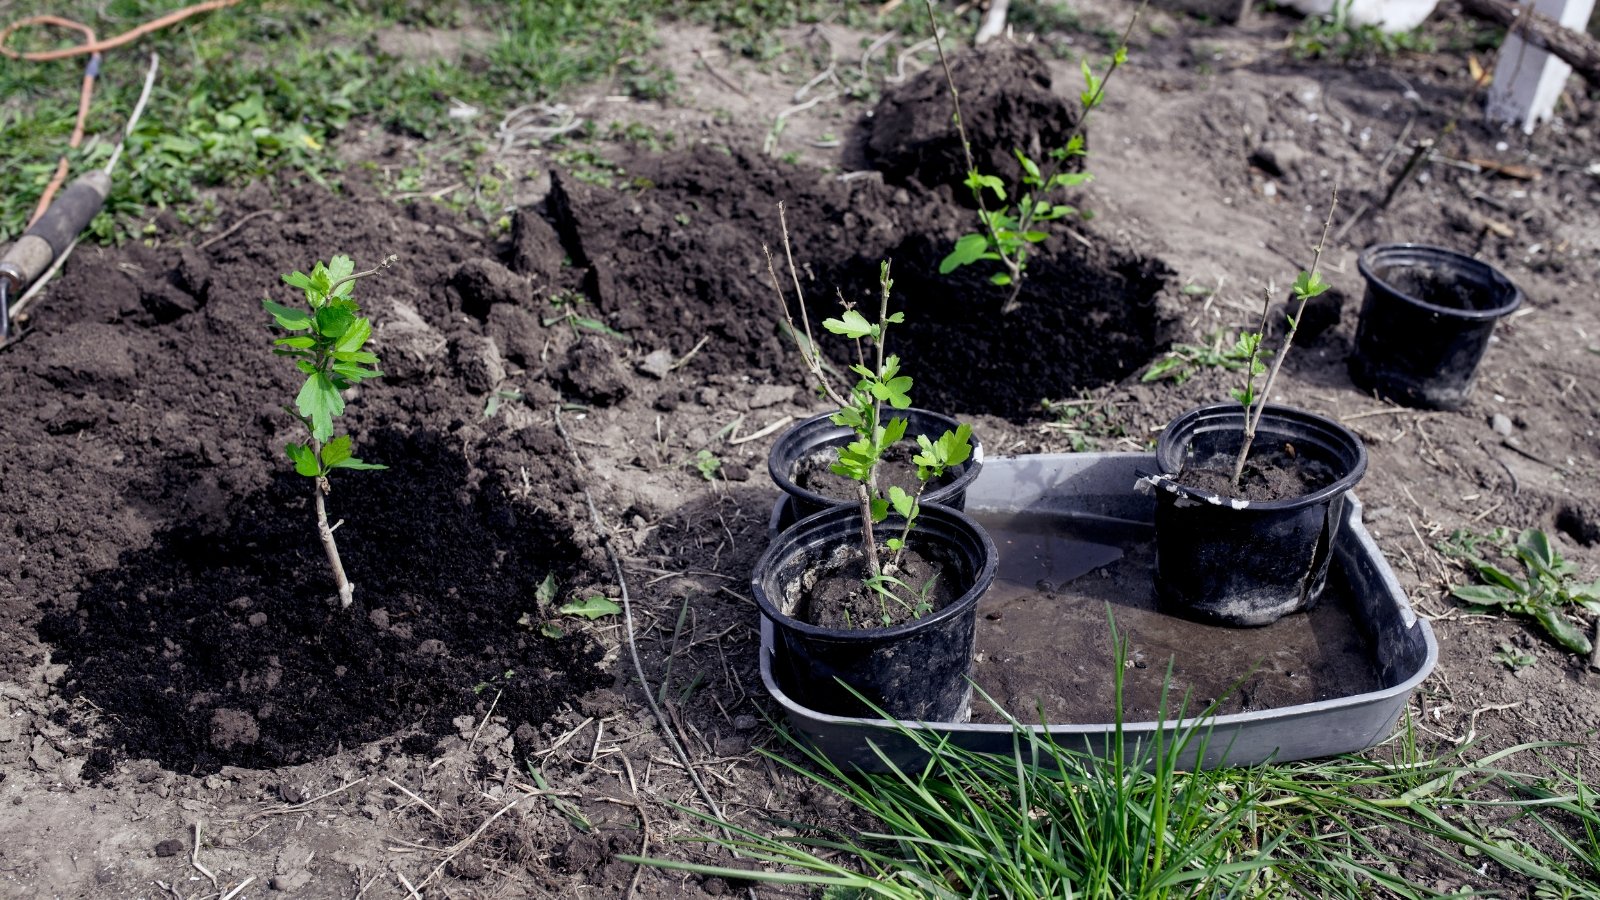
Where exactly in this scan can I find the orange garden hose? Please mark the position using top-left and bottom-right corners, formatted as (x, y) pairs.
(0, 0), (241, 224)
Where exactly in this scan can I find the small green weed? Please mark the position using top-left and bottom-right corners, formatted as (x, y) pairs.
(1140, 329), (1267, 385)
(1440, 527), (1600, 655)
(1493, 641), (1537, 671)
(1287, 0), (1436, 60)
(693, 449), (722, 481)
(1041, 394), (1127, 452)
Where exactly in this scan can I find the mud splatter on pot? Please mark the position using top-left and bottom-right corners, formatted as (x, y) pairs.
(1350, 243), (1523, 410)
(1146, 403), (1367, 627)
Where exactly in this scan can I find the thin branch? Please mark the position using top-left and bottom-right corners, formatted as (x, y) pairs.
(765, 203), (849, 408)
(1233, 190), (1339, 481)
(326, 254), (398, 297)
(1230, 283), (1276, 486)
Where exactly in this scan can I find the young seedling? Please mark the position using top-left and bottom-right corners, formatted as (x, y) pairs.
(926, 0), (1145, 314)
(263, 254), (394, 608)
(766, 204), (973, 626)
(1440, 527), (1600, 656)
(1227, 192), (1337, 489)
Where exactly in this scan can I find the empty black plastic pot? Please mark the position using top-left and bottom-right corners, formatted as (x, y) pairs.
(752, 503), (997, 721)
(1150, 404), (1367, 627)
(1350, 244), (1523, 410)
(767, 409), (983, 521)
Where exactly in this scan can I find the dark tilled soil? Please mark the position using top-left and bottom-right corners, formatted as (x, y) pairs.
(797, 545), (956, 631)
(1179, 445), (1339, 501)
(0, 179), (614, 775)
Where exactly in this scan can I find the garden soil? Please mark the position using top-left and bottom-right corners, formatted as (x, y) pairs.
(2, 3), (1599, 897)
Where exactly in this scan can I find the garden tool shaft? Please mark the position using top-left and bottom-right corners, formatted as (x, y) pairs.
(0, 169), (110, 339)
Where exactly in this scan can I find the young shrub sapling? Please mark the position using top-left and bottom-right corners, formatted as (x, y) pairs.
(263, 254), (394, 608)
(766, 205), (973, 627)
(1226, 192), (1336, 489)
(926, 0), (1144, 314)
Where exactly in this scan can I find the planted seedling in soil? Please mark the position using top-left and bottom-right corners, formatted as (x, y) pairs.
(1221, 191), (1337, 493)
(767, 206), (973, 629)
(1440, 527), (1600, 656)
(264, 254), (394, 608)
(927, 0), (1145, 314)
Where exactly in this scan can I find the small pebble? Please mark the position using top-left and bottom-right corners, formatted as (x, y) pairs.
(1491, 413), (1513, 437)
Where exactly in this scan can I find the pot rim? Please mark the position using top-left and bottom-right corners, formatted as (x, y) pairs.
(767, 408), (985, 510)
(1356, 242), (1523, 321)
(1151, 402), (1367, 512)
(751, 502), (997, 641)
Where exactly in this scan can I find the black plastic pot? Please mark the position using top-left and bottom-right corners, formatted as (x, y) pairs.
(1349, 243), (1523, 410)
(1149, 404), (1367, 627)
(752, 503), (998, 721)
(767, 409), (983, 522)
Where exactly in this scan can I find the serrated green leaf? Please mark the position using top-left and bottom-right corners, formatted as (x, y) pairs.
(940, 233), (991, 274)
(885, 312), (905, 324)
(333, 363), (383, 382)
(869, 498), (890, 523)
(559, 596), (621, 619)
(274, 335), (316, 349)
(871, 375), (913, 409)
(263, 299), (313, 330)
(882, 416), (908, 447)
(283, 271), (313, 290)
(1292, 269), (1328, 300)
(315, 306), (355, 339)
(335, 317), (372, 353)
(326, 255), (355, 296)
(285, 443), (321, 477)
(889, 485), (915, 519)
(328, 457), (386, 471)
(321, 435), (353, 467)
(886, 538), (904, 551)
(333, 350), (380, 364)
(296, 372), (344, 442)
(823, 309), (875, 339)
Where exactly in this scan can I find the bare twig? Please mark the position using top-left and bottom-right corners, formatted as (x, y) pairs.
(384, 777), (444, 822)
(191, 822), (218, 892)
(196, 209), (272, 251)
(764, 204), (849, 408)
(693, 48), (748, 97)
(729, 415), (795, 445)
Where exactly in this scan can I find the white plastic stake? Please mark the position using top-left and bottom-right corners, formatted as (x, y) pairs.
(1486, 0), (1597, 132)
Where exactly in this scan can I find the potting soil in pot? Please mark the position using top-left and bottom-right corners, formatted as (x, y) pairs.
(790, 442), (953, 503)
(1175, 444), (1339, 501)
(790, 542), (960, 631)
(968, 512), (1382, 725)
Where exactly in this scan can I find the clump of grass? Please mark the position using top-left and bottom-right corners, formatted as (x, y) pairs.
(627, 622), (1600, 897)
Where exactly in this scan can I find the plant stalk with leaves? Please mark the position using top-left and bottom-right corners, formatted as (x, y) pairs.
(765, 204), (972, 623)
(927, 0), (1145, 314)
(264, 254), (394, 608)
(1228, 193), (1337, 488)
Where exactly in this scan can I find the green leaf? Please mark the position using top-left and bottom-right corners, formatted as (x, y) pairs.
(558, 596), (621, 619)
(1533, 605), (1592, 654)
(1514, 529), (1561, 579)
(285, 443), (321, 477)
(889, 485), (915, 519)
(536, 573), (559, 609)
(328, 457), (386, 471)
(1472, 559), (1527, 593)
(1292, 269), (1328, 300)
(1021, 231), (1049, 243)
(885, 537), (904, 551)
(823, 309), (875, 340)
(869, 498), (890, 523)
(274, 335), (316, 349)
(1141, 357), (1185, 383)
(882, 416), (908, 447)
(315, 306), (355, 339)
(884, 312), (905, 324)
(282, 271), (313, 291)
(335, 317), (372, 353)
(871, 375), (913, 409)
(321, 435), (353, 467)
(326, 255), (355, 296)
(263, 299), (312, 331)
(963, 171), (1006, 200)
(1230, 387), (1255, 407)
(940, 233), (991, 274)
(1013, 149), (1041, 184)
(332, 363), (383, 382)
(295, 372), (344, 442)
(1450, 585), (1521, 607)
(990, 273), (1012, 286)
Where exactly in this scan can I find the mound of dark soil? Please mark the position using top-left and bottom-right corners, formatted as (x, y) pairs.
(1, 181), (610, 774)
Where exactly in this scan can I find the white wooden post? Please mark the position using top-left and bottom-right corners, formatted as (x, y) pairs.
(1486, 0), (1598, 132)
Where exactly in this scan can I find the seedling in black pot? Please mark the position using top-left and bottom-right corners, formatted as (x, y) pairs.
(263, 254), (394, 608)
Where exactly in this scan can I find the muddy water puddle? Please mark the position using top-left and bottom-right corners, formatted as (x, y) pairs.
(969, 512), (1383, 725)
